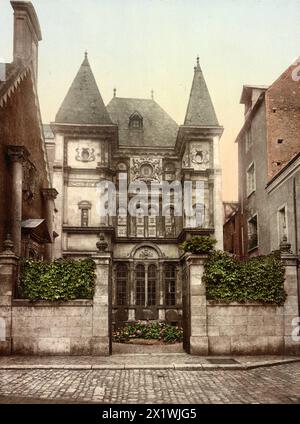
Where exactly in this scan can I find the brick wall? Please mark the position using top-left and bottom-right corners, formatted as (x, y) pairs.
(266, 64), (300, 180)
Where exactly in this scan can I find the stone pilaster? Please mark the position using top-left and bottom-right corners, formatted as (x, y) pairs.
(0, 238), (19, 354)
(281, 251), (300, 354)
(184, 254), (209, 355)
(212, 136), (223, 250)
(92, 253), (112, 355)
(7, 146), (30, 257)
(42, 188), (58, 261)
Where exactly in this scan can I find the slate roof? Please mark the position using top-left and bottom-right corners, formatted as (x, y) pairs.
(55, 54), (112, 125)
(43, 124), (54, 139)
(106, 97), (178, 147)
(184, 59), (219, 126)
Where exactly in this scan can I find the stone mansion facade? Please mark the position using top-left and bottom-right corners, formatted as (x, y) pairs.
(45, 54), (224, 327)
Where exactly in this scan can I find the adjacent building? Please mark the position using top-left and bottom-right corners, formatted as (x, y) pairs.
(0, 1), (57, 260)
(226, 62), (300, 258)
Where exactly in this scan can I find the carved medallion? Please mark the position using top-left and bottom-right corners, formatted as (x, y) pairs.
(131, 157), (162, 182)
(75, 148), (95, 163)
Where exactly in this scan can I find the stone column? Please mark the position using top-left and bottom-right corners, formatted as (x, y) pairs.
(42, 188), (58, 261)
(281, 244), (300, 355)
(7, 146), (29, 257)
(92, 252), (112, 356)
(184, 254), (209, 355)
(0, 237), (19, 354)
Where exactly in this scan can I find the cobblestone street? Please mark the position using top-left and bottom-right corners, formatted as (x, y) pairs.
(0, 363), (299, 404)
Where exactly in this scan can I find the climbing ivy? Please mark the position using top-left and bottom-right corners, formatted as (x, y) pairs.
(19, 258), (96, 301)
(180, 236), (217, 255)
(204, 251), (287, 305)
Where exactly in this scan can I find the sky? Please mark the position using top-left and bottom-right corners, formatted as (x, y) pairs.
(1, 0), (300, 201)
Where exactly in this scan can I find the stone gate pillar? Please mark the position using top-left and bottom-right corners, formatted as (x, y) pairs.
(183, 254), (208, 355)
(92, 251), (112, 356)
(0, 237), (19, 355)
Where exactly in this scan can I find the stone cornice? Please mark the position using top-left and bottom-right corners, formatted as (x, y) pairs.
(7, 145), (30, 162)
(41, 188), (59, 200)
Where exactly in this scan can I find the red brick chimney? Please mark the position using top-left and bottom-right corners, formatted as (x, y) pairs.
(11, 1), (42, 81)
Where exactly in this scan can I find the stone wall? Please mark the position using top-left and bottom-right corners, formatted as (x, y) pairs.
(0, 250), (111, 356)
(207, 303), (284, 354)
(183, 253), (300, 356)
(12, 301), (93, 355)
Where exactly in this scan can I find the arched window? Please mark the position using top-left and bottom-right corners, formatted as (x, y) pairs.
(147, 264), (157, 306)
(136, 264), (145, 306)
(116, 263), (128, 306)
(164, 264), (176, 306)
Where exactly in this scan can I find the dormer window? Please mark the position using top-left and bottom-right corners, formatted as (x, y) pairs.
(129, 111), (143, 129)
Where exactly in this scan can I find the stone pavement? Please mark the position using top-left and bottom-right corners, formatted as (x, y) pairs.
(0, 352), (299, 370)
(0, 362), (300, 403)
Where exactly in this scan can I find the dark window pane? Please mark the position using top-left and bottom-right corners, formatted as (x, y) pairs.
(116, 263), (128, 306)
(147, 264), (157, 306)
(165, 264), (176, 306)
(136, 264), (145, 306)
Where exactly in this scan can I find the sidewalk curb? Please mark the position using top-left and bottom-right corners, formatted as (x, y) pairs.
(0, 358), (299, 371)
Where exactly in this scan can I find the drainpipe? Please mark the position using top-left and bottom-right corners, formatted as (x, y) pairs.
(293, 177), (300, 319)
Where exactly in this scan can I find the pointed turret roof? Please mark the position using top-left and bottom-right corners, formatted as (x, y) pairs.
(184, 58), (219, 126)
(55, 53), (112, 125)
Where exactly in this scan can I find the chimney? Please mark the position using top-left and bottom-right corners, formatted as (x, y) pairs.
(11, 1), (42, 82)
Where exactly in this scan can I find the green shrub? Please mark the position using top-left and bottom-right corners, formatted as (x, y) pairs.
(19, 258), (96, 301)
(180, 236), (216, 255)
(113, 321), (183, 344)
(204, 251), (286, 305)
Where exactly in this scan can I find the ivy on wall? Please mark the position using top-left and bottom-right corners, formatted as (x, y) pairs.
(180, 236), (217, 255)
(203, 251), (287, 305)
(19, 258), (96, 301)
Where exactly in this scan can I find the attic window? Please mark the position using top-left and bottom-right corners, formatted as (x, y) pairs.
(129, 111), (143, 129)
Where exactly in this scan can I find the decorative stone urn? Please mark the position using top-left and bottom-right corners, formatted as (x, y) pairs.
(96, 234), (108, 252)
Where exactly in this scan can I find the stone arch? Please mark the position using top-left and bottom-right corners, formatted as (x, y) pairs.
(130, 243), (163, 260)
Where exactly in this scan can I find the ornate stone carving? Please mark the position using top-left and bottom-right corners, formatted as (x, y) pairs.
(190, 144), (209, 170)
(131, 157), (162, 182)
(75, 147), (95, 162)
(23, 160), (37, 202)
(68, 180), (99, 187)
(133, 246), (158, 259)
(96, 233), (108, 252)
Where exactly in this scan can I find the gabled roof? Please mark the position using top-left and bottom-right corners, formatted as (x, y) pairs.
(240, 85), (269, 104)
(55, 53), (112, 125)
(0, 61), (29, 107)
(184, 58), (219, 126)
(106, 97), (178, 147)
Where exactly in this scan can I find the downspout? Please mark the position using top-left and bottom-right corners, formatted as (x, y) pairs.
(293, 177), (300, 319)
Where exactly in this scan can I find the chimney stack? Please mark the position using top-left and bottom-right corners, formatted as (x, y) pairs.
(11, 1), (42, 82)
